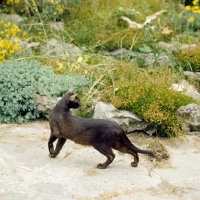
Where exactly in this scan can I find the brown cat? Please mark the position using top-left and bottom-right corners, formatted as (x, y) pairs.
(48, 88), (156, 169)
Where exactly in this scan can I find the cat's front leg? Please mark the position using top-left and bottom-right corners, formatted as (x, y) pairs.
(49, 137), (66, 158)
(48, 135), (57, 157)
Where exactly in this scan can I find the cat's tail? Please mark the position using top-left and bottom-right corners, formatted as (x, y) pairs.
(120, 132), (156, 158)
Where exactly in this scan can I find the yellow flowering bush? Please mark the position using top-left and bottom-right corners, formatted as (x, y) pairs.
(0, 0), (22, 14)
(0, 0), (66, 21)
(178, 0), (200, 31)
(0, 20), (25, 62)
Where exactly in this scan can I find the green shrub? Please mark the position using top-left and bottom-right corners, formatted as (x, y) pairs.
(174, 46), (200, 72)
(107, 64), (196, 137)
(0, 60), (90, 123)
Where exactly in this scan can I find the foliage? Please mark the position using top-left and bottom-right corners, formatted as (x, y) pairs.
(0, 60), (90, 123)
(0, 20), (25, 62)
(174, 45), (200, 72)
(108, 64), (196, 137)
(60, 0), (167, 51)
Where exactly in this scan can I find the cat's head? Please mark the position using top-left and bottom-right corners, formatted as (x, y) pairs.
(65, 88), (81, 109)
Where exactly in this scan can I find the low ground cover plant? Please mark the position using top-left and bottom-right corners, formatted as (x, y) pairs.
(0, 60), (90, 123)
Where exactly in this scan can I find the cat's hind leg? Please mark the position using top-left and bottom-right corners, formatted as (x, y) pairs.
(129, 151), (139, 167)
(113, 142), (139, 167)
(94, 145), (115, 169)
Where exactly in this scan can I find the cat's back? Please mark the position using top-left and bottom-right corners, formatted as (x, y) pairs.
(76, 117), (123, 133)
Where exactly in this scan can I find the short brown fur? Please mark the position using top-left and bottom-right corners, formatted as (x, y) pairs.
(48, 88), (156, 169)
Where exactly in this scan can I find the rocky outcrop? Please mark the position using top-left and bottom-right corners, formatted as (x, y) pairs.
(33, 94), (61, 116)
(171, 80), (200, 102)
(0, 14), (25, 26)
(93, 101), (156, 135)
(41, 38), (82, 59)
(159, 41), (196, 52)
(184, 71), (200, 83)
(48, 21), (65, 31)
(176, 104), (200, 131)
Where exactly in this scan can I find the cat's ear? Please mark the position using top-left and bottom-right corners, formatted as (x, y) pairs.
(69, 94), (78, 102)
(67, 87), (74, 94)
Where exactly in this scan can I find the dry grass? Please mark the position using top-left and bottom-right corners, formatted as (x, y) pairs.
(147, 139), (170, 161)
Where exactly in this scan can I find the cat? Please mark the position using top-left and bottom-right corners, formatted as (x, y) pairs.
(48, 88), (156, 169)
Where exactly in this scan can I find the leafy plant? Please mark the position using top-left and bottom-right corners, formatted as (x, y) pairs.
(0, 60), (90, 123)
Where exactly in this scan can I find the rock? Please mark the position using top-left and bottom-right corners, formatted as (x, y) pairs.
(41, 38), (82, 59)
(33, 94), (61, 116)
(144, 53), (175, 66)
(48, 21), (65, 31)
(159, 41), (196, 52)
(93, 101), (156, 135)
(42, 38), (66, 58)
(171, 80), (200, 102)
(142, 53), (174, 67)
(184, 71), (200, 82)
(176, 104), (200, 131)
(13, 39), (40, 56)
(109, 48), (129, 56)
(0, 14), (25, 26)
(65, 43), (83, 58)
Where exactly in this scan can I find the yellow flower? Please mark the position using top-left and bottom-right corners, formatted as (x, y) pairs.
(22, 31), (26, 37)
(189, 16), (195, 22)
(193, 0), (199, 5)
(191, 5), (199, 12)
(9, 49), (14, 54)
(185, 6), (191, 11)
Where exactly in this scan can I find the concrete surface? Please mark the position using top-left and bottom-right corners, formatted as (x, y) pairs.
(0, 120), (200, 200)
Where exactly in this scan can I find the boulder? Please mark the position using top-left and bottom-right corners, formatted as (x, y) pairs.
(13, 39), (40, 56)
(93, 101), (156, 135)
(176, 104), (200, 131)
(159, 41), (196, 52)
(0, 14), (25, 26)
(184, 71), (200, 83)
(141, 53), (174, 67)
(48, 21), (65, 31)
(41, 38), (82, 59)
(33, 94), (61, 116)
(171, 80), (200, 102)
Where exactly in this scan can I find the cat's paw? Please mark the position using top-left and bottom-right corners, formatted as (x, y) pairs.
(131, 162), (138, 167)
(49, 147), (54, 154)
(49, 153), (56, 158)
(97, 163), (106, 169)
